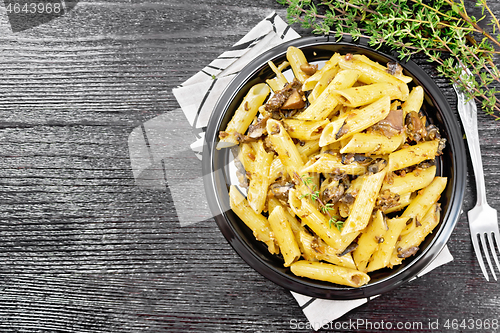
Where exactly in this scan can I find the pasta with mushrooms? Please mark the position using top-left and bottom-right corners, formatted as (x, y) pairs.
(218, 46), (447, 288)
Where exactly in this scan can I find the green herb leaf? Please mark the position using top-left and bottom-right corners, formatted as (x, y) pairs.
(328, 216), (344, 231)
(278, 0), (500, 119)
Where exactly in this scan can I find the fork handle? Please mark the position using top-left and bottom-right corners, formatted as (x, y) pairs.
(463, 115), (488, 206)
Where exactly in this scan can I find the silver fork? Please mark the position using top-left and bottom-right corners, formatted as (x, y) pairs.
(453, 70), (500, 281)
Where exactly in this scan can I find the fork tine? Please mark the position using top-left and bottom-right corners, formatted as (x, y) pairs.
(489, 231), (500, 279)
(472, 233), (490, 281)
(484, 232), (498, 281)
(480, 233), (497, 281)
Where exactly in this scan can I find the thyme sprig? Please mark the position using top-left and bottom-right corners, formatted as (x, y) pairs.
(294, 172), (344, 231)
(298, 175), (320, 200)
(278, 0), (500, 119)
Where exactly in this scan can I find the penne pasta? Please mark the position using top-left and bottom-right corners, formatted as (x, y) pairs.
(340, 132), (404, 155)
(301, 153), (367, 175)
(302, 53), (340, 92)
(238, 143), (255, 174)
(282, 119), (329, 141)
(366, 216), (410, 272)
(402, 86), (424, 115)
(289, 189), (342, 250)
(387, 140), (439, 172)
(384, 192), (413, 214)
(266, 60), (289, 92)
(319, 95), (391, 146)
(268, 156), (285, 184)
(352, 54), (412, 83)
(290, 260), (370, 287)
(308, 66), (341, 103)
(341, 169), (387, 236)
(286, 46), (311, 83)
(268, 198), (324, 263)
(334, 82), (404, 108)
(338, 231), (361, 255)
(267, 197), (304, 241)
(390, 203), (441, 267)
(398, 176), (447, 235)
(218, 48), (449, 287)
(339, 57), (409, 100)
(320, 141), (342, 154)
(296, 139), (321, 157)
(381, 165), (436, 195)
(352, 210), (388, 272)
(247, 141), (274, 214)
(268, 206), (301, 267)
(229, 185), (278, 254)
(297, 69), (361, 120)
(267, 119), (304, 175)
(217, 83), (270, 148)
(297, 230), (357, 269)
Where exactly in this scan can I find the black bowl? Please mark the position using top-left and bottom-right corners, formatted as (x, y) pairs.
(202, 35), (466, 300)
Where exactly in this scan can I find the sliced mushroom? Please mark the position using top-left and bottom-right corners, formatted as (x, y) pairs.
(268, 122), (281, 135)
(437, 138), (447, 155)
(376, 189), (400, 212)
(264, 79), (303, 114)
(247, 115), (270, 139)
(425, 124), (441, 141)
(234, 132), (257, 144)
(282, 89), (306, 109)
(338, 242), (358, 257)
(415, 159), (435, 169)
(367, 158), (387, 174)
(374, 109), (404, 137)
(339, 192), (355, 206)
(397, 246), (419, 258)
(322, 183), (345, 205)
(270, 182), (295, 202)
(335, 121), (349, 140)
(300, 63), (318, 76)
(341, 153), (373, 165)
(386, 62), (403, 76)
(405, 111), (427, 142)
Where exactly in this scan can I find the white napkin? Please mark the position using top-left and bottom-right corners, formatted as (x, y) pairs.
(128, 11), (454, 331)
(172, 11), (300, 158)
(291, 246), (452, 330)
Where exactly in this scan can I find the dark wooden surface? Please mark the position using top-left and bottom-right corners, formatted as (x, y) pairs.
(1, 1), (499, 332)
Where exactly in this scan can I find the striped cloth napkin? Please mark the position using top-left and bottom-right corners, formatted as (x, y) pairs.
(128, 11), (454, 331)
(172, 11), (300, 159)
